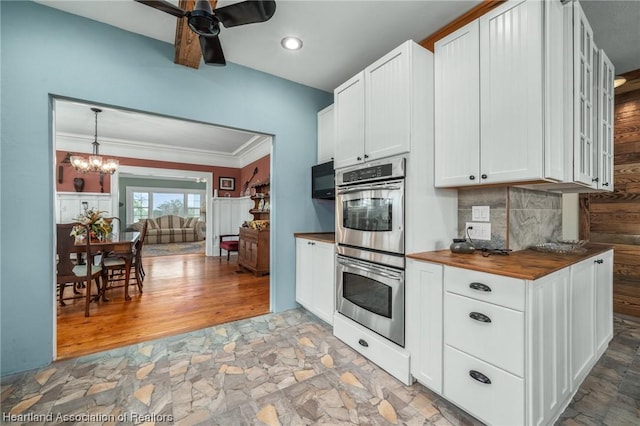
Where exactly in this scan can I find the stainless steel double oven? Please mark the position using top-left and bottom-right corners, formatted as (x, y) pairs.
(335, 157), (406, 347)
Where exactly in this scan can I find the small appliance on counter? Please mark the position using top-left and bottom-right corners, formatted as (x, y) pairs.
(311, 160), (334, 199)
(450, 238), (475, 254)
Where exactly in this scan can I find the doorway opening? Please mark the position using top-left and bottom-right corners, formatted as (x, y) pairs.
(52, 96), (273, 360)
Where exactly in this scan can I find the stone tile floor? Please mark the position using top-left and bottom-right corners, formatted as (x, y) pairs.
(1, 309), (638, 425)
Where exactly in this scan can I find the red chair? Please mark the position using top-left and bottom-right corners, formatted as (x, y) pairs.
(219, 234), (239, 261)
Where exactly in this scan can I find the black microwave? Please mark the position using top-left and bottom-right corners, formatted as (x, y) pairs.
(312, 160), (335, 199)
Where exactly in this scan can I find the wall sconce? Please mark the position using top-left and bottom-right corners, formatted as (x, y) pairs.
(58, 152), (73, 183)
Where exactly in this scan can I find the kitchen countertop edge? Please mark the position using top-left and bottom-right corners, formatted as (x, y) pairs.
(294, 232), (336, 244)
(407, 243), (613, 280)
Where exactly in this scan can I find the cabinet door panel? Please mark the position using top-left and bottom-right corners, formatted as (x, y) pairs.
(479, 0), (543, 183)
(527, 269), (571, 426)
(435, 20), (480, 187)
(595, 250), (613, 356)
(406, 260), (443, 393)
(573, 1), (598, 187)
(317, 104), (335, 163)
(570, 257), (596, 390)
(295, 239), (313, 308)
(597, 50), (615, 191)
(365, 42), (410, 161)
(312, 241), (335, 324)
(334, 73), (365, 169)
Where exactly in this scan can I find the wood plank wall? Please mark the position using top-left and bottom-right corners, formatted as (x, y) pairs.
(581, 80), (640, 317)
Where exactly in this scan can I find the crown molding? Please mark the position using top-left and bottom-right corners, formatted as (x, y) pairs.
(56, 132), (271, 168)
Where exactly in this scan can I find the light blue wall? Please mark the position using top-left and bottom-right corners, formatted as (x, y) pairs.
(0, 1), (333, 375)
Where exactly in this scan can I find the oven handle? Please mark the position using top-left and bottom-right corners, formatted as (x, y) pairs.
(337, 184), (402, 195)
(337, 257), (403, 280)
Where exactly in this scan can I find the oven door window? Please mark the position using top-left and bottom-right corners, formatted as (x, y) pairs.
(342, 272), (392, 318)
(342, 198), (393, 232)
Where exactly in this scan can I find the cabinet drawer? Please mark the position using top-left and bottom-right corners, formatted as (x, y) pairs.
(333, 313), (411, 386)
(444, 345), (524, 426)
(444, 292), (524, 377)
(444, 266), (525, 311)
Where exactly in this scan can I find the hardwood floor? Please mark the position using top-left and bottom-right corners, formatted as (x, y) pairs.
(56, 253), (270, 360)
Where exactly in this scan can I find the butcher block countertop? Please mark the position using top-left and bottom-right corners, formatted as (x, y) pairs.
(293, 232), (336, 244)
(407, 243), (613, 280)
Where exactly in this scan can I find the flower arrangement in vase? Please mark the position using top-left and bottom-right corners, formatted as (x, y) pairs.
(70, 208), (112, 241)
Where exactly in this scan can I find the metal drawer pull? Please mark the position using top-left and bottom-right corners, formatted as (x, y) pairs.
(594, 259), (603, 264)
(358, 339), (369, 347)
(469, 370), (491, 384)
(469, 282), (492, 292)
(469, 312), (492, 323)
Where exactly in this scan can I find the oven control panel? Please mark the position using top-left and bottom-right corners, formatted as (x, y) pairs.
(342, 164), (392, 183)
(337, 156), (405, 185)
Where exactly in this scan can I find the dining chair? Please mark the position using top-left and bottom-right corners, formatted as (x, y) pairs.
(105, 216), (121, 233)
(219, 234), (239, 261)
(103, 220), (147, 294)
(56, 223), (104, 317)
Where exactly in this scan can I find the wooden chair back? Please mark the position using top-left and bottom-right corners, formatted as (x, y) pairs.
(57, 223), (77, 278)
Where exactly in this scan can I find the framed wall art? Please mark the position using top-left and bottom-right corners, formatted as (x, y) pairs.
(219, 177), (235, 191)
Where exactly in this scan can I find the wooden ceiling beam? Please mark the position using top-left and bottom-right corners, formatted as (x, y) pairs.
(174, 0), (218, 69)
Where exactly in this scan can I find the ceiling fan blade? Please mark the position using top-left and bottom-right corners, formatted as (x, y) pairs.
(135, 0), (187, 18)
(214, 0), (276, 28)
(200, 35), (226, 66)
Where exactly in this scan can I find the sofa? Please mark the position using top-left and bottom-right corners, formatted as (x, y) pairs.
(131, 215), (204, 244)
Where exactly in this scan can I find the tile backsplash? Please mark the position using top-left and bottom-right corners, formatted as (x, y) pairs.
(458, 187), (562, 251)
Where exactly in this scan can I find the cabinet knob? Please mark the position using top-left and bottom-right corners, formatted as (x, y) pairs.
(357, 156), (362, 161)
(469, 370), (492, 385)
(592, 177), (600, 183)
(364, 154), (369, 159)
(603, 182), (609, 187)
(481, 174), (488, 179)
(469, 175), (476, 181)
(594, 259), (604, 264)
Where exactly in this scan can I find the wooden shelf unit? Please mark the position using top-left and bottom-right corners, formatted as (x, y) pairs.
(249, 181), (270, 220)
(238, 181), (270, 275)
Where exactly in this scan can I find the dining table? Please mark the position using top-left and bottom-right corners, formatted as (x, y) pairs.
(74, 231), (140, 301)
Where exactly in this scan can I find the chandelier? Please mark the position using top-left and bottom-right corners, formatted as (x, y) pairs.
(70, 108), (119, 174)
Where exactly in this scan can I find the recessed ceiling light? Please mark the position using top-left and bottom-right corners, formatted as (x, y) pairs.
(281, 36), (303, 51)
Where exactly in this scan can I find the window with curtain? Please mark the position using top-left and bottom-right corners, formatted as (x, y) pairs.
(126, 187), (204, 223)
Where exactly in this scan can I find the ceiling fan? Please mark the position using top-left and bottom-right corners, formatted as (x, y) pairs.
(135, 0), (276, 66)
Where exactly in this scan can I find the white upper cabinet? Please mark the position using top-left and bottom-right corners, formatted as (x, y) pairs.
(479, 0), (544, 184)
(434, 20), (480, 187)
(334, 73), (365, 169)
(435, 0), (614, 192)
(334, 40), (428, 169)
(365, 43), (411, 162)
(597, 49), (615, 191)
(436, 0), (556, 187)
(317, 104), (335, 164)
(573, 1), (598, 188)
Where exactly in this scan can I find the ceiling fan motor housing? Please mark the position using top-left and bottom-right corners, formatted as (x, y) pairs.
(188, 10), (221, 37)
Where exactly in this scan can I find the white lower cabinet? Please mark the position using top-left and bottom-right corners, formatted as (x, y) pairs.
(413, 250), (615, 426)
(295, 237), (335, 325)
(594, 250), (614, 357)
(405, 259), (444, 393)
(444, 345), (524, 426)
